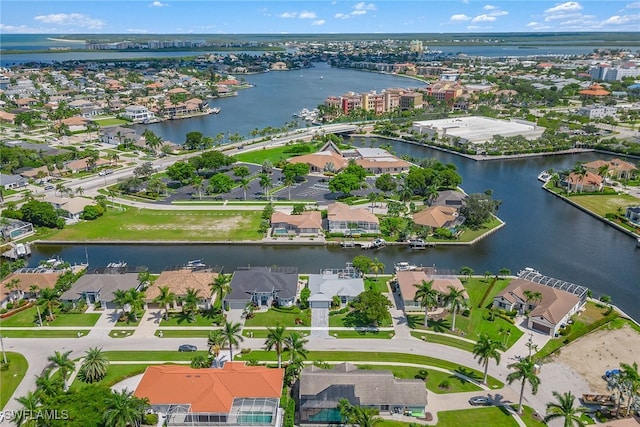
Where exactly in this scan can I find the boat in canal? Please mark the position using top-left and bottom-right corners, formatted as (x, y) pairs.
(394, 261), (418, 272)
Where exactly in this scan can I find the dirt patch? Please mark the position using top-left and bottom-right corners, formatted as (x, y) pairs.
(124, 217), (243, 232)
(553, 324), (640, 393)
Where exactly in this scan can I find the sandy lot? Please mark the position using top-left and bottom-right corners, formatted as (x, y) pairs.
(554, 324), (640, 393)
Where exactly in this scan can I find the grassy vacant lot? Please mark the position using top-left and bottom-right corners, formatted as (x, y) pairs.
(569, 193), (639, 217)
(46, 207), (263, 241)
(0, 306), (100, 327)
(1, 352), (28, 409)
(92, 118), (129, 127)
(410, 278), (523, 349)
(234, 143), (317, 164)
(328, 310), (392, 327)
(244, 307), (311, 327)
(356, 364), (481, 394)
(451, 217), (503, 242)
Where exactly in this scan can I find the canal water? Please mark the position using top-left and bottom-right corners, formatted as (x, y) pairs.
(18, 61), (640, 320)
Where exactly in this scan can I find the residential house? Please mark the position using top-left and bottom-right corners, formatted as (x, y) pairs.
(134, 363), (285, 427)
(430, 190), (466, 208)
(100, 126), (141, 146)
(561, 171), (603, 192)
(225, 267), (298, 310)
(122, 105), (155, 123)
(395, 270), (467, 312)
(307, 266), (364, 308)
(0, 110), (16, 124)
(626, 206), (640, 226)
(60, 272), (142, 309)
(583, 158), (637, 180)
(145, 269), (218, 309)
(326, 202), (379, 235)
(0, 173), (28, 190)
(412, 206), (462, 229)
(0, 218), (34, 241)
(270, 62), (288, 71)
(493, 278), (584, 336)
(296, 363), (427, 424)
(59, 116), (89, 132)
(0, 271), (63, 308)
(64, 157), (110, 173)
(270, 211), (323, 236)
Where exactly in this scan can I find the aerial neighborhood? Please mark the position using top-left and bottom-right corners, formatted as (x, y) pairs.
(0, 33), (639, 427)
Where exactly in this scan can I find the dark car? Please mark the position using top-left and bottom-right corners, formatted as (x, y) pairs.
(468, 396), (491, 406)
(178, 344), (197, 352)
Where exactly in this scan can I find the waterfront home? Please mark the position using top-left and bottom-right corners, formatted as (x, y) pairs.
(395, 270), (467, 313)
(307, 267), (364, 308)
(122, 105), (155, 123)
(626, 206), (640, 226)
(296, 363), (427, 424)
(326, 202), (379, 235)
(431, 190), (467, 208)
(270, 211), (323, 237)
(0, 218), (34, 241)
(225, 267), (298, 310)
(493, 279), (583, 336)
(44, 195), (95, 223)
(412, 205), (462, 229)
(134, 363), (285, 427)
(561, 171), (604, 193)
(583, 158), (637, 180)
(145, 269), (218, 310)
(0, 271), (63, 308)
(60, 272), (143, 309)
(100, 126), (141, 146)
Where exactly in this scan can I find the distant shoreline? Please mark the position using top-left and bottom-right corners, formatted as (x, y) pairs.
(46, 38), (86, 43)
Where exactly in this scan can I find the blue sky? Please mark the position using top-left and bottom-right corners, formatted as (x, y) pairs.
(1, 1), (639, 34)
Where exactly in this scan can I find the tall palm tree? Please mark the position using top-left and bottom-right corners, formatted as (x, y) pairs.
(264, 324), (288, 368)
(472, 333), (502, 384)
(153, 285), (177, 320)
(444, 286), (468, 332)
(181, 288), (201, 322)
(413, 280), (439, 328)
(259, 173), (272, 199)
(37, 287), (59, 320)
(459, 266), (474, 283)
(619, 362), (640, 417)
(191, 175), (204, 200)
(370, 258), (384, 278)
(14, 391), (41, 427)
(222, 320), (244, 360)
(239, 178), (250, 201)
(79, 347), (110, 383)
(506, 357), (541, 415)
(47, 350), (75, 390)
(125, 288), (146, 322)
(544, 391), (587, 427)
(35, 369), (63, 399)
(103, 389), (149, 427)
(210, 274), (231, 309)
(284, 331), (309, 364)
(208, 329), (227, 360)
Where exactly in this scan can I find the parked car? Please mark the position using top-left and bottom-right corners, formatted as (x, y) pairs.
(44, 185), (54, 191)
(468, 396), (491, 406)
(178, 344), (197, 352)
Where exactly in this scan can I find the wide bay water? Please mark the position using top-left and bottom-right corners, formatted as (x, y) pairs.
(4, 41), (637, 319)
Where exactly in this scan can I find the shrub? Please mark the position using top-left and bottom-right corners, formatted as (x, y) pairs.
(143, 413), (158, 426)
(559, 325), (572, 336)
(415, 369), (429, 380)
(240, 348), (251, 355)
(438, 380), (450, 389)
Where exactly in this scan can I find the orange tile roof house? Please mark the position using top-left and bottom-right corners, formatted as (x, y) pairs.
(0, 271), (63, 308)
(271, 211), (322, 236)
(583, 158), (637, 180)
(395, 270), (467, 313)
(412, 206), (461, 229)
(493, 278), (584, 336)
(562, 171), (603, 193)
(134, 363), (285, 427)
(327, 202), (379, 235)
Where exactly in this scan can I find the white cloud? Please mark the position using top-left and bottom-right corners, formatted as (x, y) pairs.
(450, 14), (471, 22)
(279, 12), (297, 18)
(334, 13), (349, 19)
(0, 23), (52, 33)
(353, 2), (377, 12)
(544, 12), (581, 21)
(298, 11), (317, 19)
(483, 4), (497, 10)
(526, 21), (551, 30)
(545, 1), (583, 14)
(351, 10), (367, 15)
(489, 10), (508, 17)
(626, 1), (640, 8)
(472, 14), (496, 22)
(602, 14), (638, 24)
(312, 19), (325, 26)
(34, 13), (105, 29)
(149, 1), (167, 7)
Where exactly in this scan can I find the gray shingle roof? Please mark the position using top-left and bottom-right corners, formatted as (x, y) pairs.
(227, 269), (297, 301)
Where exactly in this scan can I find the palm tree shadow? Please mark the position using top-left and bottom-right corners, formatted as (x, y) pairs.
(429, 318), (451, 333)
(454, 366), (483, 383)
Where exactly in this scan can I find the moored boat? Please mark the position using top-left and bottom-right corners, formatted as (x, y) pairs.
(394, 261), (418, 272)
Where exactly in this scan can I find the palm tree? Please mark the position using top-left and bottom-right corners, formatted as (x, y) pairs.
(506, 357), (541, 415)
(222, 320), (244, 360)
(181, 288), (201, 322)
(153, 285), (177, 320)
(284, 174), (295, 201)
(370, 258), (384, 277)
(38, 287), (59, 320)
(35, 369), (63, 398)
(284, 331), (308, 364)
(47, 350), (75, 390)
(338, 400), (382, 427)
(544, 391), (587, 427)
(619, 362), (640, 417)
(473, 333), (502, 384)
(498, 267), (511, 279)
(413, 280), (439, 328)
(208, 329), (227, 359)
(259, 173), (272, 199)
(14, 391), (41, 427)
(210, 274), (231, 309)
(103, 389), (149, 427)
(239, 178), (250, 201)
(264, 324), (288, 368)
(191, 175), (204, 200)
(444, 286), (468, 332)
(460, 266), (474, 282)
(78, 347), (110, 383)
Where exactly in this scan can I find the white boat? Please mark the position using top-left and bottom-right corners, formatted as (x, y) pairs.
(362, 238), (386, 249)
(211, 107), (221, 114)
(186, 259), (206, 268)
(538, 171), (551, 183)
(394, 261), (418, 272)
(15, 243), (27, 258)
(107, 261), (127, 268)
(340, 240), (356, 248)
(408, 238), (429, 249)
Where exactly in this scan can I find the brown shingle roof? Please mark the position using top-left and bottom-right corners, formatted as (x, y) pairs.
(271, 211), (322, 230)
(0, 272), (62, 298)
(327, 202), (379, 225)
(145, 269), (218, 301)
(413, 206), (458, 228)
(396, 270), (467, 301)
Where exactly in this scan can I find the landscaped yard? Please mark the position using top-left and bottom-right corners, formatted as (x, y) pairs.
(364, 276), (391, 293)
(70, 364), (149, 390)
(409, 331), (475, 352)
(328, 310), (392, 327)
(0, 306), (100, 327)
(160, 311), (223, 327)
(234, 143), (318, 165)
(1, 352), (28, 409)
(569, 193), (639, 217)
(430, 407), (519, 427)
(244, 307), (311, 327)
(44, 207), (263, 241)
(92, 117), (129, 127)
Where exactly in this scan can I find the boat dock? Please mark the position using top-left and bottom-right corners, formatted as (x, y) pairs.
(1, 242), (31, 260)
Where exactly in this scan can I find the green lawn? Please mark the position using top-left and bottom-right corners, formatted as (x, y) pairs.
(356, 364), (481, 394)
(1, 352), (28, 409)
(156, 329), (211, 338)
(244, 307), (311, 327)
(236, 350), (503, 389)
(409, 331), (475, 352)
(109, 330), (135, 338)
(234, 143), (318, 164)
(70, 364), (149, 390)
(328, 310), (392, 327)
(45, 207), (263, 241)
(331, 330), (394, 339)
(433, 407), (519, 427)
(364, 276), (391, 292)
(569, 193), (639, 217)
(92, 118), (129, 127)
(103, 350), (209, 361)
(425, 217), (503, 243)
(0, 306), (100, 327)
(0, 329), (89, 338)
(160, 312), (221, 327)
